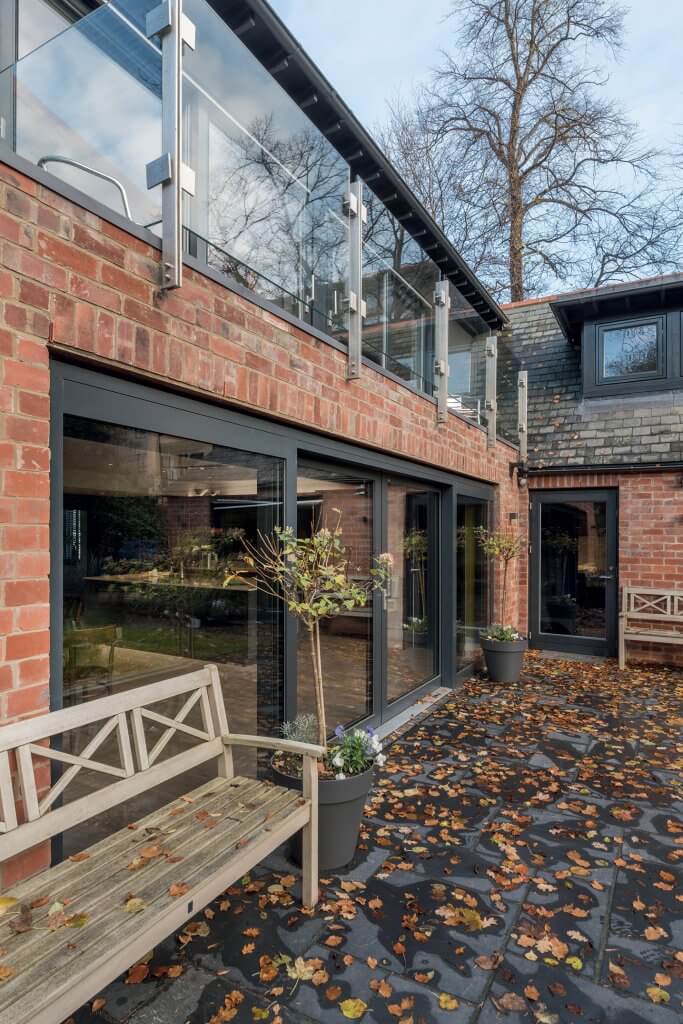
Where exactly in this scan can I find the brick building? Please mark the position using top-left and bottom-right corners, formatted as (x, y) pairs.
(500, 273), (683, 662)
(0, 0), (529, 882)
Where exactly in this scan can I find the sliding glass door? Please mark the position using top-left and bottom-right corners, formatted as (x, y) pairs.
(385, 479), (440, 705)
(296, 459), (376, 730)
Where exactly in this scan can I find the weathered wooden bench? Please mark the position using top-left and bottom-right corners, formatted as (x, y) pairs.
(619, 587), (683, 668)
(0, 665), (321, 1024)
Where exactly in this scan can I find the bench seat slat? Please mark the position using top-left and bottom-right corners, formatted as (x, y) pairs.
(0, 778), (306, 1024)
(0, 776), (263, 947)
(0, 778), (293, 973)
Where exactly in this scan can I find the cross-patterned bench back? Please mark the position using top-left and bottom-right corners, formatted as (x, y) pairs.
(0, 665), (229, 862)
(623, 587), (683, 623)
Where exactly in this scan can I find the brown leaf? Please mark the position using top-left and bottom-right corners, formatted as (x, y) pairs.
(644, 925), (668, 941)
(325, 985), (342, 1001)
(324, 935), (343, 947)
(125, 963), (149, 985)
(475, 953), (502, 971)
(91, 997), (106, 1012)
(524, 983), (540, 1000)
(9, 905), (32, 934)
(68, 852), (90, 863)
(494, 992), (527, 1012)
(169, 883), (189, 898)
(0, 966), (15, 984)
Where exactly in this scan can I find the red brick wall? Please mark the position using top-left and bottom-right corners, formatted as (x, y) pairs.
(0, 157), (525, 738)
(531, 470), (683, 664)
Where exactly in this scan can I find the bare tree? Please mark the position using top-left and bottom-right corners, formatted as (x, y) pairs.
(382, 0), (683, 301)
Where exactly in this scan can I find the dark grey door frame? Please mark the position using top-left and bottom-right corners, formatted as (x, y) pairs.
(51, 360), (495, 738)
(529, 488), (618, 657)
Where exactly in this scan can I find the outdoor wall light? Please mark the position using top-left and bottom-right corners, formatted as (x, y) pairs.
(510, 460), (528, 487)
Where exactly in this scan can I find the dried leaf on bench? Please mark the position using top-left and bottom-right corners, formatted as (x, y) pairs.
(9, 905), (32, 934)
(0, 965), (15, 983)
(68, 852), (90, 863)
(0, 898), (18, 918)
(124, 897), (146, 914)
(29, 895), (50, 910)
(169, 883), (189, 898)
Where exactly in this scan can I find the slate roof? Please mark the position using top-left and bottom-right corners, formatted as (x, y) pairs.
(497, 290), (683, 470)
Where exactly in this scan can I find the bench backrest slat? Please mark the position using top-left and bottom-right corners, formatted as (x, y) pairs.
(0, 664), (230, 862)
(623, 587), (683, 623)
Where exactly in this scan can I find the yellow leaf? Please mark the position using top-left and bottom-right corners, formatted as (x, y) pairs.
(646, 986), (670, 1004)
(0, 898), (17, 917)
(339, 997), (368, 1019)
(125, 897), (145, 914)
(565, 956), (583, 971)
(438, 993), (459, 1010)
(252, 1009), (269, 1020)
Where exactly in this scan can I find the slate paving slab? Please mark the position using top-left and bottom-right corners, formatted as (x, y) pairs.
(71, 655), (683, 1023)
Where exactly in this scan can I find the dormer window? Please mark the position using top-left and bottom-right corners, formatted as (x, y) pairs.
(598, 317), (664, 384)
(583, 313), (676, 397)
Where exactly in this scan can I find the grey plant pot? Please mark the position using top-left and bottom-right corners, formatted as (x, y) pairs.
(480, 636), (527, 683)
(272, 763), (375, 871)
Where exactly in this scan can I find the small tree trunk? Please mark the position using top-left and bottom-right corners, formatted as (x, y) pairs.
(309, 622), (327, 749)
(501, 558), (509, 624)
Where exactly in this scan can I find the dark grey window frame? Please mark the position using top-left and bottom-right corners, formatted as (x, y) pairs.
(583, 311), (682, 398)
(51, 359), (494, 737)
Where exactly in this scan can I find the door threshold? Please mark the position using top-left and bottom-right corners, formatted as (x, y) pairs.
(377, 686), (451, 743)
(531, 649), (608, 664)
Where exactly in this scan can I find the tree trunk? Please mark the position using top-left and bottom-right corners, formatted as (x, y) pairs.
(309, 622), (327, 749)
(508, 189), (525, 303)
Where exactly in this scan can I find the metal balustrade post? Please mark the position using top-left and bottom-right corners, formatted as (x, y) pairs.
(146, 0), (196, 290)
(434, 280), (450, 424)
(517, 370), (528, 461)
(485, 334), (498, 448)
(344, 178), (366, 380)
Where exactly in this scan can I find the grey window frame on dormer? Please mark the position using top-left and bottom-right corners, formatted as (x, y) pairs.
(582, 311), (682, 398)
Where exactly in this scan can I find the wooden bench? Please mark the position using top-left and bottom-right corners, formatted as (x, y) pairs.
(619, 587), (683, 668)
(0, 665), (321, 1024)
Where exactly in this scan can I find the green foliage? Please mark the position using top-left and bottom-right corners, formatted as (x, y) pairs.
(226, 511), (391, 748)
(324, 726), (384, 778)
(474, 526), (524, 631)
(481, 624), (523, 642)
(280, 714), (318, 746)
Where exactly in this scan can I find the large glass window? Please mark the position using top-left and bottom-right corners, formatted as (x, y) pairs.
(61, 414), (283, 849)
(456, 496), (490, 671)
(296, 460), (374, 730)
(386, 481), (439, 703)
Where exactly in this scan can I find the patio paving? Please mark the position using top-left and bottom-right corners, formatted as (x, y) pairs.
(71, 653), (683, 1024)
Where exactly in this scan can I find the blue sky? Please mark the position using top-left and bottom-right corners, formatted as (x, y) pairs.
(269, 0), (682, 153)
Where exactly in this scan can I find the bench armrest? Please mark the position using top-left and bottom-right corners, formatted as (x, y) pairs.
(223, 734), (324, 759)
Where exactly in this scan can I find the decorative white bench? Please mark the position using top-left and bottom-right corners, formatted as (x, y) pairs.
(0, 665), (321, 1024)
(619, 587), (683, 668)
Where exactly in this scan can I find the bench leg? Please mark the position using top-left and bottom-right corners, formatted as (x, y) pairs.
(302, 754), (318, 909)
(618, 618), (626, 670)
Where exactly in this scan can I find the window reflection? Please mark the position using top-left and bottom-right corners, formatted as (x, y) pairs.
(386, 481), (439, 702)
(62, 414), (283, 850)
(602, 322), (659, 379)
(540, 501), (607, 638)
(456, 496), (490, 670)
(296, 461), (373, 729)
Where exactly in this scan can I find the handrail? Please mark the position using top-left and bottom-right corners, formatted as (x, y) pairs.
(37, 156), (133, 220)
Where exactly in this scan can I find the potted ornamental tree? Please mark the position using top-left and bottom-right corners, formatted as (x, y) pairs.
(227, 514), (391, 870)
(475, 526), (527, 683)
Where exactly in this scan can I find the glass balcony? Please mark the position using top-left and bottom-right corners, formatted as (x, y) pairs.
(0, 2), (162, 229)
(0, 0), (514, 442)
